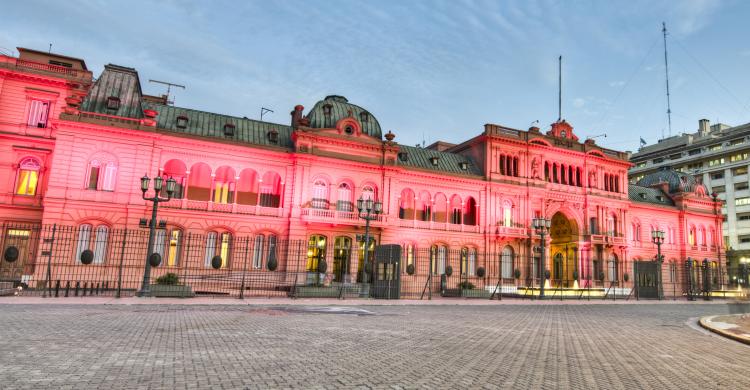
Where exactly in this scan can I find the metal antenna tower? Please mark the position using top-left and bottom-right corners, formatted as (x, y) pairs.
(662, 22), (672, 139)
(148, 79), (185, 105)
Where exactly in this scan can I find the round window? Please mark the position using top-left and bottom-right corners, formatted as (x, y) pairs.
(345, 126), (354, 135)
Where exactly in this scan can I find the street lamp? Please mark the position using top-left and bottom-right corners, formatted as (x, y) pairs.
(357, 196), (382, 289)
(651, 229), (665, 300)
(137, 174), (176, 297)
(532, 217), (551, 298)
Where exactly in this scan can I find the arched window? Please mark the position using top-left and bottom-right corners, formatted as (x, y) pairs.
(501, 246), (514, 279)
(416, 191), (431, 221)
(213, 166), (236, 204)
(608, 254), (619, 282)
(252, 235), (265, 269)
(607, 214), (617, 236)
(163, 159), (187, 199)
(336, 183), (353, 212)
(236, 168), (258, 205)
(154, 227), (182, 267)
(399, 189), (415, 219)
(361, 185), (375, 201)
(87, 159), (118, 191)
(688, 226), (696, 246)
(699, 227), (707, 246)
(259, 171), (282, 208)
(463, 196), (477, 225)
(450, 195), (462, 224)
(502, 200), (513, 227)
(311, 180), (328, 209)
(460, 247), (477, 276)
(306, 235), (327, 272)
(15, 157), (41, 196)
(75, 223), (109, 264)
(403, 243), (414, 273)
(432, 193), (447, 223)
(436, 245), (447, 275)
(204, 231), (232, 268)
(188, 162), (212, 201)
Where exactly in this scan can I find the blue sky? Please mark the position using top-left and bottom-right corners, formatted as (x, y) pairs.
(2, 0), (749, 152)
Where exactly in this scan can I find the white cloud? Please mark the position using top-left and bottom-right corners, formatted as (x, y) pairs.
(573, 98), (585, 108)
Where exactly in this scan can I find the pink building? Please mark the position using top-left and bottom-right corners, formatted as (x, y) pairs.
(0, 48), (726, 298)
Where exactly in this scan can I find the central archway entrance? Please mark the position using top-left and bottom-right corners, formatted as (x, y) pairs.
(549, 212), (579, 287)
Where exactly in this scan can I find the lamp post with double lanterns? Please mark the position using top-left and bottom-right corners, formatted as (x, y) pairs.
(137, 174), (176, 297)
(532, 217), (551, 298)
(357, 196), (382, 287)
(651, 229), (665, 300)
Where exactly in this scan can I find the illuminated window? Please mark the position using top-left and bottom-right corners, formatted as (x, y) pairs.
(307, 235), (327, 272)
(154, 228), (182, 267)
(15, 157), (41, 196)
(708, 158), (725, 167)
(502, 201), (513, 227)
(736, 197), (750, 206)
(27, 100), (49, 128)
(730, 153), (748, 163)
(204, 232), (231, 268)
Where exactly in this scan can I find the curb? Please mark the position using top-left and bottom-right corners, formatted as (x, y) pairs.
(699, 315), (750, 346)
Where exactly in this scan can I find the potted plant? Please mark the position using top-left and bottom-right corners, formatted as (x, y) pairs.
(623, 273), (630, 282)
(476, 267), (486, 278)
(150, 273), (194, 298)
(514, 269), (521, 279)
(406, 264), (415, 275)
(445, 265), (453, 277)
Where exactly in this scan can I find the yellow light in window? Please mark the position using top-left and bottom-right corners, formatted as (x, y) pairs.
(7, 229), (30, 237)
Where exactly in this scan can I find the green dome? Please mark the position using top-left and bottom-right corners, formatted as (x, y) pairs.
(306, 95), (382, 139)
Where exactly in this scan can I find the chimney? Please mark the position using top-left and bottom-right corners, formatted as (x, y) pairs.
(698, 119), (710, 136)
(290, 105), (304, 129)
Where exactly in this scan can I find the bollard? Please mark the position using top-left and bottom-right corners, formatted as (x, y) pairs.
(54, 280), (60, 298)
(64, 281), (70, 297)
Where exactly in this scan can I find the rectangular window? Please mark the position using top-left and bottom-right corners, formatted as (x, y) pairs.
(653, 158), (664, 164)
(737, 213), (750, 221)
(252, 235), (264, 269)
(733, 166), (748, 176)
(15, 168), (39, 196)
(27, 100), (50, 128)
(735, 182), (749, 191)
(688, 149), (702, 156)
(88, 166), (100, 190)
(708, 144), (722, 152)
(736, 197), (750, 206)
(101, 164), (117, 191)
(687, 162), (702, 171)
(711, 172), (724, 180)
(730, 153), (748, 163)
(730, 138), (745, 146)
(93, 226), (109, 264)
(739, 235), (750, 244)
(712, 186), (725, 193)
(708, 158), (725, 167)
(167, 230), (182, 266)
(669, 153), (682, 160)
(75, 225), (92, 263)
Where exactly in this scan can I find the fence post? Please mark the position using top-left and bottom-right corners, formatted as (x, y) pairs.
(43, 224), (56, 298)
(239, 236), (250, 300)
(116, 228), (128, 299)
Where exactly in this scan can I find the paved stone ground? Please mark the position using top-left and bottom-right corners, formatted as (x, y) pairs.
(0, 303), (749, 389)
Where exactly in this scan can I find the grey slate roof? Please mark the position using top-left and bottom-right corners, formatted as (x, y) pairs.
(80, 64), (144, 119)
(628, 184), (674, 206)
(397, 145), (482, 176)
(306, 95), (382, 139)
(636, 167), (706, 194)
(142, 102), (293, 149)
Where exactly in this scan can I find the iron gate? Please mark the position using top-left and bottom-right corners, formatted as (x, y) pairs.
(372, 244), (400, 299)
(634, 261), (662, 299)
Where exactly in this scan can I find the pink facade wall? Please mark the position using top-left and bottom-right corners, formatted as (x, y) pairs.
(0, 52), (725, 294)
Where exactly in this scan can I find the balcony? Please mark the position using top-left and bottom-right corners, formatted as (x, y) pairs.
(300, 207), (384, 226)
(395, 218), (480, 233)
(585, 233), (626, 246)
(161, 199), (284, 217)
(493, 225), (528, 238)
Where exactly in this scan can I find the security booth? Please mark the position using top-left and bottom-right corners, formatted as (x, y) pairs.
(372, 244), (400, 299)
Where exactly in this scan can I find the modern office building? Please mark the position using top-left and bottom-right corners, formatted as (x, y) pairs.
(629, 119), (750, 269)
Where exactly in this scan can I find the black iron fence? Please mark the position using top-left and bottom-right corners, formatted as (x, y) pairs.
(0, 223), (747, 300)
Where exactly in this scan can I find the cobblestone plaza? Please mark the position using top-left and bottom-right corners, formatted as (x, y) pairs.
(1, 302), (749, 389)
